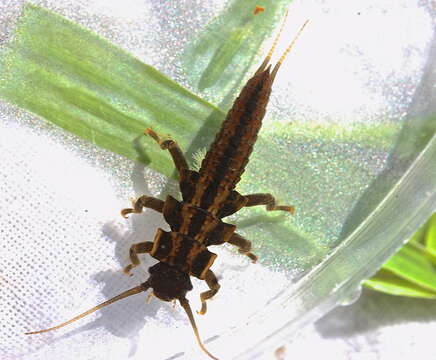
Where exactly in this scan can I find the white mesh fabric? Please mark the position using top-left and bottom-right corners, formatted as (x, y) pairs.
(1, 1), (434, 360)
(0, 106), (287, 359)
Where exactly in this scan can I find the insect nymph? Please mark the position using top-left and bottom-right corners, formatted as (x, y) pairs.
(26, 18), (308, 360)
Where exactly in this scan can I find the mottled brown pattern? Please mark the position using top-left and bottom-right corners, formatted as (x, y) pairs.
(150, 68), (276, 271)
(192, 69), (274, 215)
(26, 18), (307, 359)
(151, 229), (217, 279)
(141, 64), (283, 289)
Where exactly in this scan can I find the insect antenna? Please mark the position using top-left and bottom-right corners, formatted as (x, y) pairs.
(255, 9), (289, 75)
(179, 297), (219, 360)
(271, 19), (310, 79)
(25, 282), (150, 335)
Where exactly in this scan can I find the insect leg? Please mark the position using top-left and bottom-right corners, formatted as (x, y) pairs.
(121, 196), (164, 218)
(228, 233), (258, 263)
(123, 241), (154, 275)
(198, 270), (220, 315)
(145, 128), (189, 173)
(243, 193), (295, 214)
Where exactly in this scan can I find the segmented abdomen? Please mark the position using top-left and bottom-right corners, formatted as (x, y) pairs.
(162, 195), (236, 245)
(189, 69), (273, 214)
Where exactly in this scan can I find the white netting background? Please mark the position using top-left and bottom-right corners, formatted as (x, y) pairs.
(0, 106), (287, 360)
(1, 1), (434, 359)
(0, 2), (290, 358)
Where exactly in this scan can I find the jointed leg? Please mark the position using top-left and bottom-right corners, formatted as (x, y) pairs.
(145, 128), (188, 174)
(228, 233), (258, 263)
(244, 193), (295, 214)
(121, 196), (164, 218)
(124, 241), (154, 275)
(198, 270), (220, 315)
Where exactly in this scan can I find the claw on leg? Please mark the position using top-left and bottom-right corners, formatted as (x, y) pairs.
(123, 264), (135, 276)
(244, 193), (295, 215)
(123, 242), (153, 276)
(120, 196), (164, 218)
(145, 128), (188, 173)
(228, 233), (258, 263)
(147, 292), (154, 304)
(121, 208), (134, 219)
(198, 270), (220, 315)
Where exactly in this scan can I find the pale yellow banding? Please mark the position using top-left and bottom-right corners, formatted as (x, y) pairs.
(255, 9), (289, 75)
(170, 231), (182, 260)
(222, 223), (237, 243)
(179, 204), (195, 234)
(271, 19), (310, 79)
(186, 241), (200, 267)
(194, 213), (218, 242)
(208, 187), (231, 215)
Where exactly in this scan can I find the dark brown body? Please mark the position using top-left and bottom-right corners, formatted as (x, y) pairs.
(154, 68), (275, 281)
(26, 19), (307, 360)
(114, 63), (293, 360)
(191, 69), (273, 213)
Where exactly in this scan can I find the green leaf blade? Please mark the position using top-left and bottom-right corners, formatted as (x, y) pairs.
(364, 269), (436, 299)
(2, 4), (433, 282)
(0, 4), (224, 178)
(383, 242), (436, 292)
(183, 0), (292, 101)
(425, 213), (436, 253)
(366, 214), (436, 299)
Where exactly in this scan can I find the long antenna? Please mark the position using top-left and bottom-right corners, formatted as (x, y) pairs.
(255, 9), (290, 75)
(271, 19), (310, 79)
(25, 282), (150, 335)
(179, 297), (219, 360)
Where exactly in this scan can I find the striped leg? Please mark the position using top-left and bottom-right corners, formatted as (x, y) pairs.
(198, 270), (220, 315)
(121, 196), (164, 218)
(244, 193), (294, 214)
(124, 242), (154, 275)
(145, 128), (188, 174)
(228, 233), (258, 263)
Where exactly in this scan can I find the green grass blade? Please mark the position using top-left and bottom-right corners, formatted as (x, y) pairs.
(424, 213), (436, 253)
(409, 241), (436, 267)
(364, 269), (436, 299)
(197, 24), (252, 91)
(364, 219), (436, 297)
(364, 214), (436, 298)
(1, 4), (432, 282)
(383, 242), (436, 292)
(182, 0), (292, 103)
(0, 4), (225, 177)
(0, 4), (326, 271)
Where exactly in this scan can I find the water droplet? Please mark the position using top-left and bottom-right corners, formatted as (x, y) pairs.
(338, 285), (362, 306)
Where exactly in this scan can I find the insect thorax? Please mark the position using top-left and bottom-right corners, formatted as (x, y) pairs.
(150, 228), (216, 280)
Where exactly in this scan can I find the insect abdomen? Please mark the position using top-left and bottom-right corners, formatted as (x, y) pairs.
(191, 69), (273, 212)
(162, 195), (236, 244)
